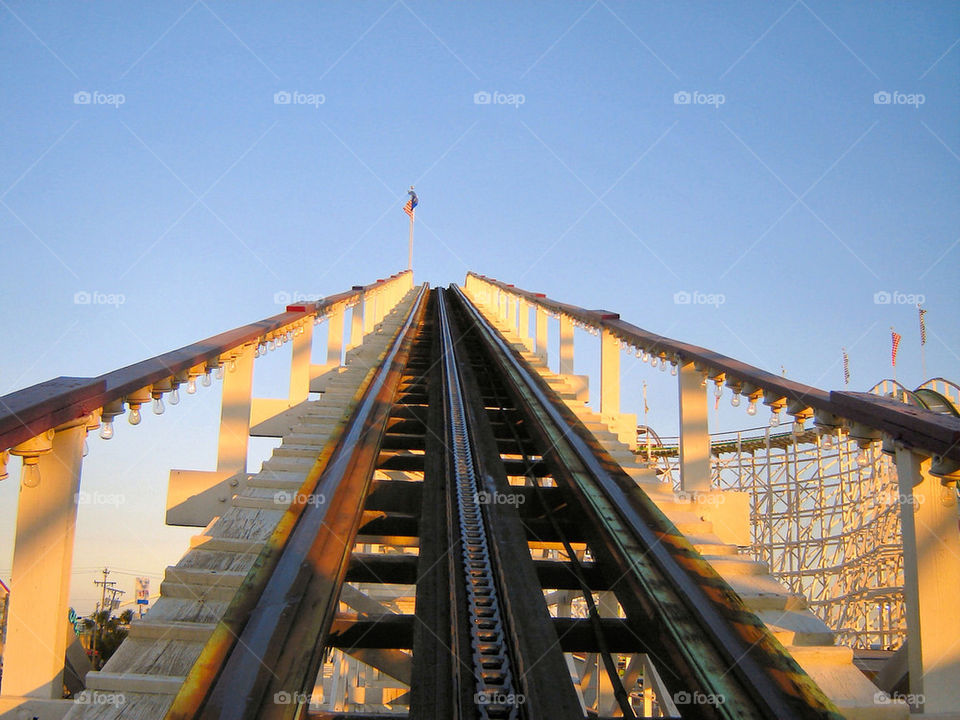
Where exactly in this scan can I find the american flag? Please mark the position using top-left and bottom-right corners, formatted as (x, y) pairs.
(891, 330), (902, 367)
(403, 189), (418, 219)
(842, 348), (850, 385)
(918, 306), (927, 346)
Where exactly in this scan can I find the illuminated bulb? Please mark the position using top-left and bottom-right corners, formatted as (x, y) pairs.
(731, 393), (741, 407)
(21, 459), (41, 488)
(857, 448), (871, 467)
(228, 359), (237, 373)
(641, 352), (650, 362)
(187, 377), (197, 394)
(202, 372), (212, 387)
(258, 342), (267, 355)
(747, 398), (758, 416)
(100, 418), (115, 439)
(660, 361), (667, 372)
(128, 406), (142, 425)
(793, 420), (804, 434)
(670, 364), (678, 376)
(268, 339), (276, 351)
(170, 388), (180, 405)
(770, 409), (781, 427)
(152, 397), (165, 415)
(714, 383), (723, 398)
(286, 331), (293, 341)
(650, 357), (658, 368)
(215, 365), (224, 380)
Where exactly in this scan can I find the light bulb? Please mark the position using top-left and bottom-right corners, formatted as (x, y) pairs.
(258, 342), (267, 355)
(128, 406), (142, 425)
(651, 357), (658, 368)
(731, 393), (741, 407)
(670, 364), (678, 376)
(152, 397), (165, 415)
(857, 448), (871, 467)
(215, 365), (224, 380)
(228, 359), (237, 373)
(714, 384), (723, 398)
(170, 388), (180, 405)
(202, 372), (212, 387)
(268, 339), (275, 351)
(793, 420), (804, 434)
(100, 418), (114, 439)
(286, 331), (293, 341)
(21, 460), (41, 488)
(770, 410), (781, 427)
(642, 352), (650, 362)
(747, 399), (758, 416)
(660, 361), (667, 372)
(187, 378), (197, 394)
(822, 432), (834, 449)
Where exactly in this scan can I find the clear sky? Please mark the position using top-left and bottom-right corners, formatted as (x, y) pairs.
(1, 1), (957, 614)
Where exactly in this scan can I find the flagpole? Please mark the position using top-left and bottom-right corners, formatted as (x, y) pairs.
(407, 212), (414, 271)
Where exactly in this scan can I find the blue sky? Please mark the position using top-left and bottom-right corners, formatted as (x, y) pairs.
(1, 1), (957, 612)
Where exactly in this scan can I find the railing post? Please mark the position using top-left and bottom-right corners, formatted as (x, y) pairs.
(678, 361), (711, 492)
(347, 290), (364, 351)
(535, 307), (548, 364)
(217, 343), (255, 473)
(363, 288), (377, 335)
(326, 304), (345, 368)
(559, 315), (574, 375)
(3, 420), (87, 698)
(600, 329), (620, 420)
(289, 322), (313, 405)
(895, 448), (960, 713)
(518, 298), (530, 346)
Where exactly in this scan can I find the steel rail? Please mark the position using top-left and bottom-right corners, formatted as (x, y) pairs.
(468, 272), (960, 465)
(165, 284), (427, 720)
(0, 270), (412, 452)
(436, 289), (521, 720)
(441, 289), (585, 719)
(452, 284), (844, 720)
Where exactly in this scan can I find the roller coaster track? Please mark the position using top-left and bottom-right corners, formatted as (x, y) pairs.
(157, 286), (845, 719)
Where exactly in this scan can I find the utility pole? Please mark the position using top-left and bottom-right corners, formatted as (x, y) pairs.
(92, 568), (118, 669)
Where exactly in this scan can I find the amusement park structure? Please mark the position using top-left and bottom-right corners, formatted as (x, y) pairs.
(0, 270), (957, 719)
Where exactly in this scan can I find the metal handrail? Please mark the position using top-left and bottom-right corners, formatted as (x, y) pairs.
(467, 272), (960, 467)
(0, 271), (412, 452)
